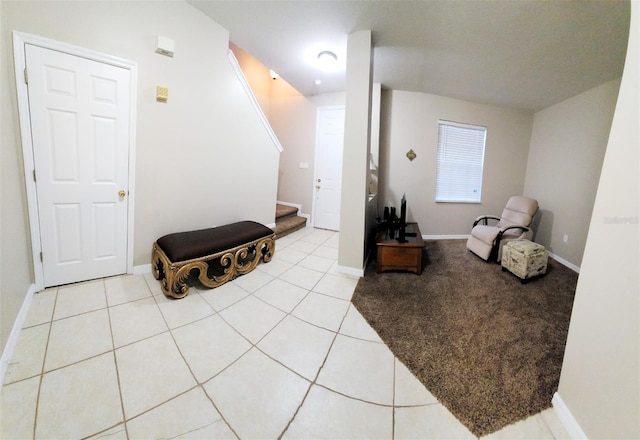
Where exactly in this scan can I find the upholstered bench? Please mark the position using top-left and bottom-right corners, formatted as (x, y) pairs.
(152, 221), (275, 299)
(501, 239), (547, 283)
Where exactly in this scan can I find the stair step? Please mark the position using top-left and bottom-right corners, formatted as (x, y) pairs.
(276, 204), (298, 220)
(274, 204), (307, 238)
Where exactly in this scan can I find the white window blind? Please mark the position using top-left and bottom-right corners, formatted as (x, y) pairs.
(435, 120), (487, 203)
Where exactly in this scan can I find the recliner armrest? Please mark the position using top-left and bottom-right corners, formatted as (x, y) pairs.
(489, 225), (533, 261)
(495, 225), (531, 244)
(473, 215), (501, 227)
(499, 224), (531, 234)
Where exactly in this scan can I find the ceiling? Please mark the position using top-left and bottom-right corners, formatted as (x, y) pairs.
(188, 0), (630, 112)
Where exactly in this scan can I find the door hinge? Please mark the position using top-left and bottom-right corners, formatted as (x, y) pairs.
(33, 169), (37, 182)
(40, 252), (43, 262)
(24, 68), (28, 84)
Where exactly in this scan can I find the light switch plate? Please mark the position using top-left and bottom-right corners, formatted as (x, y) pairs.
(156, 85), (168, 102)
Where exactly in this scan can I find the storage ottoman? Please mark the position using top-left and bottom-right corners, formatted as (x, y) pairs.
(501, 239), (547, 283)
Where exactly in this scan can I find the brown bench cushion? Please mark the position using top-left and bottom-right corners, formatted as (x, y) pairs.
(157, 221), (274, 262)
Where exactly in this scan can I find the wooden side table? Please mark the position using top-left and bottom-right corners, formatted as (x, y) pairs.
(376, 223), (424, 274)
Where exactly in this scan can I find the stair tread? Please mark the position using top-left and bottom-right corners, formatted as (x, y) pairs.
(276, 204), (298, 219)
(274, 215), (306, 238)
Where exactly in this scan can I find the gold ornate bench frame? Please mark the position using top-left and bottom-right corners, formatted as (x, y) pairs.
(152, 234), (275, 299)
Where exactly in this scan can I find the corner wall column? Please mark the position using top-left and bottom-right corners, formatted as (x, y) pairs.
(337, 30), (373, 273)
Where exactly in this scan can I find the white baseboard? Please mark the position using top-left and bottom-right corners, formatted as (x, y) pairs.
(335, 264), (364, 278)
(133, 264), (152, 275)
(0, 284), (36, 386)
(548, 252), (580, 273)
(552, 392), (588, 439)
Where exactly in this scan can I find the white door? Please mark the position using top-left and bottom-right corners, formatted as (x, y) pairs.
(314, 106), (345, 231)
(25, 44), (131, 287)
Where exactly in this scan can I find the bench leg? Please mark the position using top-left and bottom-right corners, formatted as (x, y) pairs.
(151, 243), (164, 281)
(152, 242), (192, 299)
(167, 261), (206, 299)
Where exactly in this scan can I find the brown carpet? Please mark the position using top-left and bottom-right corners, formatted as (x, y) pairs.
(351, 239), (578, 437)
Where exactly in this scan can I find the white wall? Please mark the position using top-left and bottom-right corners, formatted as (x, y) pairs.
(0, 1), (34, 357)
(270, 95), (317, 213)
(379, 90), (533, 236)
(0, 0), (280, 353)
(555, 3), (639, 437)
(524, 79), (620, 268)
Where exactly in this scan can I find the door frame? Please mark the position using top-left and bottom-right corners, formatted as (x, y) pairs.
(13, 31), (138, 291)
(312, 105), (345, 229)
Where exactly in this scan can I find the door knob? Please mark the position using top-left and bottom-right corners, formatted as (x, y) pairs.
(118, 190), (126, 198)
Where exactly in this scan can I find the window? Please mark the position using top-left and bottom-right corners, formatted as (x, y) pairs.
(435, 120), (487, 203)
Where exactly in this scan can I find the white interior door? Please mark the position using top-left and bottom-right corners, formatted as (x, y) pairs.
(25, 44), (131, 287)
(314, 106), (345, 231)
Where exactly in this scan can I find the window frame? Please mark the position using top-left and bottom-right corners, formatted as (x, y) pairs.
(435, 119), (487, 204)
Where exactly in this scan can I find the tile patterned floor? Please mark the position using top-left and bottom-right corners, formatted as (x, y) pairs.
(1, 227), (571, 439)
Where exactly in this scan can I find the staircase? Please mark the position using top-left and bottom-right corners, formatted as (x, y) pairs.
(274, 204), (307, 238)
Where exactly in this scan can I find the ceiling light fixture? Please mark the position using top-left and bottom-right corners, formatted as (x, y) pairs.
(317, 50), (338, 70)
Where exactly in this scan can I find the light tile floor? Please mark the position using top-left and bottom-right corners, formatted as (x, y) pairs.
(1, 227), (571, 439)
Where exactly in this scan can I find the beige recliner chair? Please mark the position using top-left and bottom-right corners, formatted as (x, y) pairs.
(466, 196), (539, 262)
